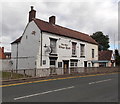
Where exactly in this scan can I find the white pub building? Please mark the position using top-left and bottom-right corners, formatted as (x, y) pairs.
(11, 6), (99, 74)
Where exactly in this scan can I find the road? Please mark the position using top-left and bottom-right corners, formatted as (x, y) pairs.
(2, 73), (119, 102)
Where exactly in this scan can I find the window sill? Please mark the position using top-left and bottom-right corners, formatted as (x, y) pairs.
(72, 55), (77, 57)
(49, 53), (58, 56)
(80, 56), (85, 58)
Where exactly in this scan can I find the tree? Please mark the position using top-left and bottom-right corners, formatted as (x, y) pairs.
(114, 49), (120, 66)
(90, 31), (110, 51)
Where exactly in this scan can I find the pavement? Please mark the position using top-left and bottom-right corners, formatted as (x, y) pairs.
(1, 72), (119, 102)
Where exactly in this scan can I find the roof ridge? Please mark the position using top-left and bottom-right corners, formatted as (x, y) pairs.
(35, 18), (90, 37)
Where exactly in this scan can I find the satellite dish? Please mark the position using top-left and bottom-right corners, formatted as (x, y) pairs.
(45, 46), (51, 54)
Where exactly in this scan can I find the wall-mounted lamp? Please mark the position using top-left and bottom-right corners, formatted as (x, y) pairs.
(59, 38), (61, 40)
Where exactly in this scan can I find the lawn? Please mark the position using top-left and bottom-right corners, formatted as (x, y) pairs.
(1, 71), (26, 80)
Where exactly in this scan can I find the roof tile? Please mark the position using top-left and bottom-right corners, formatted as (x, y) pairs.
(98, 50), (113, 61)
(11, 18), (98, 45)
(34, 19), (98, 45)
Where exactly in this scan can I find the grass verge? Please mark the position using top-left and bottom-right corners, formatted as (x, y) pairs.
(1, 71), (26, 80)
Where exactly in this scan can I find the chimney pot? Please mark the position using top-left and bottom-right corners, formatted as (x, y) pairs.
(31, 6), (34, 10)
(49, 16), (56, 24)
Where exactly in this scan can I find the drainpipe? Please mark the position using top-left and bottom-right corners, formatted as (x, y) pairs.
(16, 43), (18, 73)
(40, 31), (42, 66)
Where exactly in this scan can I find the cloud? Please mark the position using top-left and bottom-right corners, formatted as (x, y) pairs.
(0, 0), (118, 51)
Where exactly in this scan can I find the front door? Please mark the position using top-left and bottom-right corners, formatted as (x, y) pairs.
(84, 61), (87, 67)
(63, 60), (69, 74)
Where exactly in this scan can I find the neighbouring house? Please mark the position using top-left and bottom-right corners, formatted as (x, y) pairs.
(4, 52), (11, 59)
(11, 6), (99, 74)
(0, 47), (11, 59)
(92, 50), (115, 67)
(98, 50), (115, 67)
(0, 47), (12, 70)
(0, 47), (6, 59)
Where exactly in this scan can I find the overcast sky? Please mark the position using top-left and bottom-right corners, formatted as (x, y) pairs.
(0, 0), (119, 52)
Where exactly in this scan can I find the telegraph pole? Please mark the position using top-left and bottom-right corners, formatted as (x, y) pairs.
(114, 34), (115, 51)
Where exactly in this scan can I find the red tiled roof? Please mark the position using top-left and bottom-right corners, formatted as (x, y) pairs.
(11, 36), (22, 44)
(34, 19), (98, 45)
(98, 50), (113, 61)
(11, 18), (98, 45)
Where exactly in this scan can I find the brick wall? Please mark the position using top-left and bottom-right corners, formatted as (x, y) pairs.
(0, 47), (6, 59)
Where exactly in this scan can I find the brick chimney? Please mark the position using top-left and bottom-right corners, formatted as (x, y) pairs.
(29, 6), (36, 22)
(49, 16), (56, 24)
(0, 47), (5, 59)
(2, 47), (4, 53)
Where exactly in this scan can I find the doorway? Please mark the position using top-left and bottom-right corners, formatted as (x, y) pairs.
(63, 60), (69, 74)
(84, 61), (87, 67)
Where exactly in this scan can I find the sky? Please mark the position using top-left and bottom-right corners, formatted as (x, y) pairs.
(0, 0), (119, 52)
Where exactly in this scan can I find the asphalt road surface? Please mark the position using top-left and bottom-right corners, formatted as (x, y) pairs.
(2, 73), (119, 102)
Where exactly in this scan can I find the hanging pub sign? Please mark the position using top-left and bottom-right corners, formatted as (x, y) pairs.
(59, 43), (70, 49)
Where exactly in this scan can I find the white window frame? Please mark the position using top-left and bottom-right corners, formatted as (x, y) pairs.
(72, 42), (77, 56)
(80, 44), (85, 57)
(50, 38), (57, 54)
(50, 59), (56, 68)
(70, 61), (78, 67)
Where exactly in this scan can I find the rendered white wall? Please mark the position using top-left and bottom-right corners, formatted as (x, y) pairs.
(11, 21), (41, 69)
(40, 31), (99, 68)
(11, 44), (17, 69)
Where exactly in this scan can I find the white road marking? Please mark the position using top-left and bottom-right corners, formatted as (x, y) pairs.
(89, 79), (112, 85)
(14, 86), (75, 100)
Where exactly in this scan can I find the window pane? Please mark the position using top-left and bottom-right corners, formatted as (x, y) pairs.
(43, 60), (46, 65)
(70, 61), (78, 67)
(58, 62), (62, 68)
(72, 42), (76, 55)
(70, 62), (74, 66)
(92, 49), (94, 58)
(50, 60), (55, 65)
(50, 39), (57, 53)
(80, 44), (85, 56)
(75, 62), (77, 66)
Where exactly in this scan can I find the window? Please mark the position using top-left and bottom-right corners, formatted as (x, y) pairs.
(88, 63), (91, 67)
(99, 63), (106, 67)
(92, 49), (94, 58)
(50, 60), (56, 68)
(70, 61), (78, 67)
(80, 44), (85, 57)
(50, 38), (57, 53)
(43, 60), (46, 65)
(72, 42), (76, 56)
(58, 62), (62, 68)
